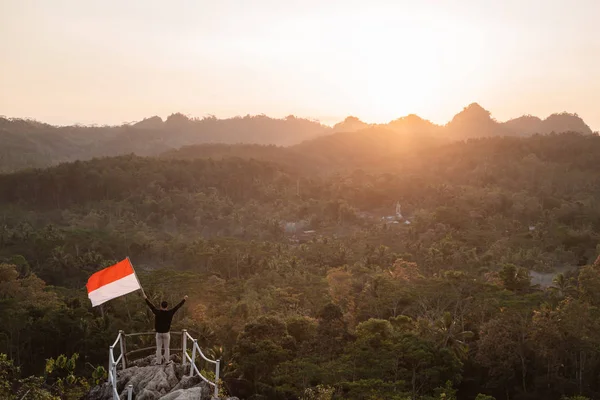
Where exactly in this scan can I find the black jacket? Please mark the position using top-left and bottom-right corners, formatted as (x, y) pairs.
(144, 298), (185, 333)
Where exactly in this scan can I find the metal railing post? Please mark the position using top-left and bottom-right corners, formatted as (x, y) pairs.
(189, 339), (197, 377)
(109, 346), (116, 400)
(119, 331), (126, 370)
(182, 329), (187, 366)
(107, 347), (111, 384)
(114, 364), (118, 400)
(214, 359), (221, 398)
(127, 384), (133, 400)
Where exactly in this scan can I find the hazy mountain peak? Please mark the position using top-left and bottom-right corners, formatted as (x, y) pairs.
(165, 112), (191, 126)
(387, 114), (440, 136)
(504, 112), (593, 136)
(542, 112), (592, 134)
(389, 114), (429, 124)
(132, 116), (164, 129)
(444, 103), (501, 138)
(332, 116), (370, 132)
(451, 103), (494, 122)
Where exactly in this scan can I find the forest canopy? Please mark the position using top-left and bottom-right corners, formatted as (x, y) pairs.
(2, 131), (600, 399)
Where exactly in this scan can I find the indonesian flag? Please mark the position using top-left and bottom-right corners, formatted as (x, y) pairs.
(86, 258), (142, 307)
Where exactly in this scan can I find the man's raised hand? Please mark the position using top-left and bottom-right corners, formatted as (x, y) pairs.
(184, 295), (189, 300)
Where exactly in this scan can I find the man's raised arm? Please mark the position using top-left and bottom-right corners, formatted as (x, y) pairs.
(171, 295), (188, 314)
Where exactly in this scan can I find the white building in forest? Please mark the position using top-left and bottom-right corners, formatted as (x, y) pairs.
(381, 202), (411, 225)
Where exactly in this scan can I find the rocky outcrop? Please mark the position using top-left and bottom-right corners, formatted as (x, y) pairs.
(85, 355), (238, 400)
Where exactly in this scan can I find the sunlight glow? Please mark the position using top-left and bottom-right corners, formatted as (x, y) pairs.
(0, 0), (599, 128)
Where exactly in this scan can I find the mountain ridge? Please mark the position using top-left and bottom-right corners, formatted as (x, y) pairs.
(333, 103), (594, 138)
(0, 103), (595, 172)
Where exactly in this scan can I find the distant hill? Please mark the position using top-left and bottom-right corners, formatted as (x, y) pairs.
(160, 143), (324, 174)
(291, 126), (443, 171)
(0, 104), (595, 172)
(0, 114), (329, 172)
(501, 111), (593, 137)
(331, 116), (370, 132)
(328, 103), (594, 139)
(160, 127), (441, 176)
(502, 115), (543, 136)
(445, 103), (511, 138)
(154, 113), (329, 146)
(162, 126), (444, 174)
(537, 112), (593, 135)
(387, 103), (594, 138)
(386, 114), (442, 137)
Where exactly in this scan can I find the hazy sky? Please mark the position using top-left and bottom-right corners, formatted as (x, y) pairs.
(1, 0), (599, 129)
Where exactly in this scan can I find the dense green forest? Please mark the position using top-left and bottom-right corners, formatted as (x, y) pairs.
(1, 104), (594, 173)
(3, 131), (600, 399)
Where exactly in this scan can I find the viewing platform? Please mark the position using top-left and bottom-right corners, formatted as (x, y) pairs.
(96, 329), (223, 400)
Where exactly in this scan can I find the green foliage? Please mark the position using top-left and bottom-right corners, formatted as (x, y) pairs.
(498, 264), (531, 292)
(475, 395), (496, 400)
(432, 381), (457, 400)
(3, 133), (600, 399)
(301, 384), (334, 400)
(0, 353), (19, 398)
(230, 316), (294, 395)
(0, 353), (59, 400)
(91, 366), (107, 385)
(339, 379), (409, 400)
(44, 353), (89, 400)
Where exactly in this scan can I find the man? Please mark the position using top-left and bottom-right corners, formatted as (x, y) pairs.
(143, 293), (188, 365)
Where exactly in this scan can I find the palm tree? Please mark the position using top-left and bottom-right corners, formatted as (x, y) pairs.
(418, 312), (474, 359)
(549, 273), (575, 298)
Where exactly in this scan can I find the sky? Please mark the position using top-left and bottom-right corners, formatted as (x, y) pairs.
(1, 0), (599, 130)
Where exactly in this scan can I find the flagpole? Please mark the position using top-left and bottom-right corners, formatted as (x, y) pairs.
(127, 256), (146, 297)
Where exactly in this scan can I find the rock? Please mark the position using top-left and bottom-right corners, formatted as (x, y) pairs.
(86, 381), (112, 400)
(171, 375), (205, 392)
(129, 354), (182, 368)
(126, 364), (178, 398)
(157, 387), (204, 400)
(85, 360), (232, 400)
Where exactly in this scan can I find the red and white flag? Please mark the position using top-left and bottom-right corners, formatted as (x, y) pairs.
(86, 258), (142, 307)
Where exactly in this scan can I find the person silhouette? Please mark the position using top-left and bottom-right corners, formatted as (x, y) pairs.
(143, 293), (188, 364)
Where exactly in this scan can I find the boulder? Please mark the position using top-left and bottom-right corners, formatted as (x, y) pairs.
(85, 355), (236, 400)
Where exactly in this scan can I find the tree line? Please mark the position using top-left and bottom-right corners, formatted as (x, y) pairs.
(2, 132), (600, 399)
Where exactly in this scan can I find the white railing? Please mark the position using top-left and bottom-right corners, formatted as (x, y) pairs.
(108, 330), (131, 400)
(182, 329), (221, 398)
(108, 329), (220, 399)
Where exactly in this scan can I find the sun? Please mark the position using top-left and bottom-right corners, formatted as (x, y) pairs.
(331, 21), (452, 123)
(318, 9), (492, 124)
